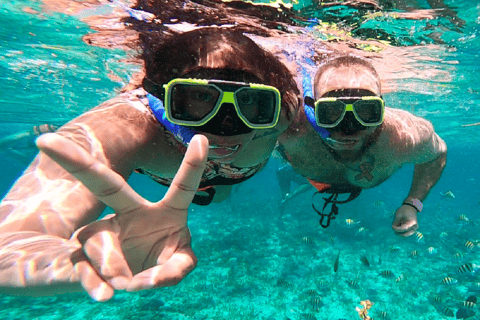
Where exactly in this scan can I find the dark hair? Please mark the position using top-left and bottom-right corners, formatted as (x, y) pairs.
(140, 27), (300, 122)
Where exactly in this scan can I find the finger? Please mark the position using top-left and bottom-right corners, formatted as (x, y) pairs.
(76, 219), (133, 290)
(71, 250), (114, 302)
(162, 134), (209, 209)
(36, 133), (148, 214)
(393, 223), (417, 237)
(126, 248), (197, 291)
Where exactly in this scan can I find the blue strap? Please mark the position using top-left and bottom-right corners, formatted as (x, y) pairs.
(301, 66), (331, 139)
(147, 93), (197, 145)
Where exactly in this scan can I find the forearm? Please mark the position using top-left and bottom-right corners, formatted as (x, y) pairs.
(0, 232), (83, 296)
(407, 151), (447, 201)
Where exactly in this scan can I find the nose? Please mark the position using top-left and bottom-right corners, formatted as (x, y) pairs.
(218, 103), (236, 128)
(219, 104), (235, 127)
(336, 112), (366, 134)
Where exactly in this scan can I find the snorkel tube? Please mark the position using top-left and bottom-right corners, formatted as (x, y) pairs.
(147, 93), (197, 146)
(302, 67), (331, 139)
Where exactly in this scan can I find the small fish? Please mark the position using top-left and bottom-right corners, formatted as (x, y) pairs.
(457, 262), (480, 274)
(345, 219), (360, 227)
(356, 227), (367, 236)
(427, 247), (438, 255)
(374, 200), (386, 207)
(431, 296), (443, 304)
(302, 313), (317, 320)
(334, 251), (340, 272)
(395, 274), (404, 283)
(380, 270), (394, 278)
(439, 232), (448, 238)
(459, 214), (470, 225)
(465, 240), (476, 250)
(306, 289), (319, 296)
(440, 190), (455, 198)
(317, 280), (327, 288)
(410, 250), (418, 257)
(415, 231), (425, 243)
(302, 236), (313, 244)
(441, 306), (455, 317)
(277, 279), (292, 287)
(410, 286), (420, 296)
(377, 310), (388, 319)
(453, 251), (464, 259)
(360, 255), (370, 267)
(463, 299), (476, 309)
(441, 277), (458, 285)
(389, 246), (400, 253)
(347, 279), (360, 288)
(310, 296), (323, 309)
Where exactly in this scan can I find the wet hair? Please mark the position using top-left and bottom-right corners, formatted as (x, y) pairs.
(140, 27), (300, 122)
(314, 55), (381, 93)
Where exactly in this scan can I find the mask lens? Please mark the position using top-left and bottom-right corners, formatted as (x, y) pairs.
(315, 100), (345, 126)
(170, 84), (220, 122)
(353, 99), (383, 124)
(235, 89), (277, 125)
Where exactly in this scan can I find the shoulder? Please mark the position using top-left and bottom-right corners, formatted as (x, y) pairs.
(380, 107), (446, 163)
(56, 89), (166, 169)
(69, 88), (159, 134)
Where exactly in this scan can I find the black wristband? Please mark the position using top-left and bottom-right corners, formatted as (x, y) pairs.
(402, 202), (419, 212)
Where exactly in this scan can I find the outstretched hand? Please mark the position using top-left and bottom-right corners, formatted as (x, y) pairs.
(36, 133), (209, 301)
(392, 204), (418, 237)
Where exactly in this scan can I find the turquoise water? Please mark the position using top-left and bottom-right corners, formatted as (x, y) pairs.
(1, 0), (480, 319)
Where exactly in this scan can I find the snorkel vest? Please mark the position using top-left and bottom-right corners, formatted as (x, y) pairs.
(147, 93), (197, 146)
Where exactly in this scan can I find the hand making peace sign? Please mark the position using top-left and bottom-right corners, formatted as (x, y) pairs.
(36, 133), (209, 301)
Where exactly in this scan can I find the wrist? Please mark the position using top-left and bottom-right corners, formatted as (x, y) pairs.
(402, 197), (423, 212)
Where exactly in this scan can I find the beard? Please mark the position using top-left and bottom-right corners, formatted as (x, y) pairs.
(322, 126), (382, 163)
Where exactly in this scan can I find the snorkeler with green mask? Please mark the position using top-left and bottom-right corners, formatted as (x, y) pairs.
(0, 28), (300, 301)
(278, 55), (447, 233)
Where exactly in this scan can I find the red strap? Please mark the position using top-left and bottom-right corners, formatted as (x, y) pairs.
(307, 179), (332, 192)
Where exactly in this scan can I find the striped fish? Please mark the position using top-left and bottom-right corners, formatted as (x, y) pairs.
(395, 274), (405, 283)
(415, 231), (424, 243)
(465, 240), (476, 250)
(441, 277), (458, 285)
(345, 219), (360, 227)
(360, 255), (370, 267)
(347, 279), (360, 288)
(453, 251), (464, 259)
(302, 236), (313, 244)
(459, 214), (470, 225)
(389, 246), (400, 253)
(380, 270), (394, 278)
(457, 262), (480, 274)
(441, 307), (455, 317)
(463, 295), (477, 308)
